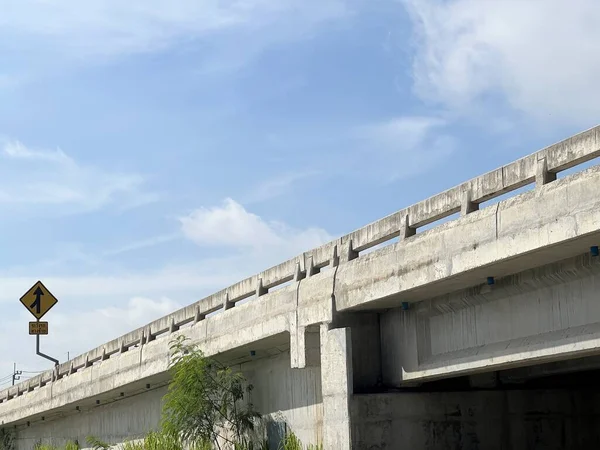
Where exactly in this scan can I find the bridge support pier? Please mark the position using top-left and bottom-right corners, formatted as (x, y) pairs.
(320, 324), (353, 450)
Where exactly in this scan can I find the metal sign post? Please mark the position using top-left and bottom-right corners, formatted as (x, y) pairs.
(20, 281), (59, 366)
(36, 333), (58, 366)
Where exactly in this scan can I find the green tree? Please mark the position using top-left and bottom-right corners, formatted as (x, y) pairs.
(162, 335), (261, 449)
(85, 436), (110, 450)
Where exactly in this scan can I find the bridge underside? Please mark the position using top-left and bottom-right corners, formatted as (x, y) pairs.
(349, 248), (600, 449)
(353, 359), (600, 450)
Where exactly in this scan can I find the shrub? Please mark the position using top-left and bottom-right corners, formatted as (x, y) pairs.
(162, 336), (260, 449)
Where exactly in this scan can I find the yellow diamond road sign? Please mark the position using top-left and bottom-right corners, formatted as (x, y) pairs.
(20, 281), (58, 320)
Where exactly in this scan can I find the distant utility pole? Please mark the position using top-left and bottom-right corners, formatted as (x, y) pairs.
(12, 363), (22, 386)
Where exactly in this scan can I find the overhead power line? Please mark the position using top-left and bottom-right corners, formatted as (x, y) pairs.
(0, 373), (14, 383)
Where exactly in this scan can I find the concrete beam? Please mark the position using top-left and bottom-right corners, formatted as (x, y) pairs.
(380, 253), (600, 385)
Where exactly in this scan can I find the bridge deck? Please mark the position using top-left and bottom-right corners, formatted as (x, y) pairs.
(1, 125), (600, 428)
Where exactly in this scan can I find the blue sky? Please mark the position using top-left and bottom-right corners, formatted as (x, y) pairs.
(1, 0), (600, 382)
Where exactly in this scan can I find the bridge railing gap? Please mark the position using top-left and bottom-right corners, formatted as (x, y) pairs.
(2, 125), (600, 404)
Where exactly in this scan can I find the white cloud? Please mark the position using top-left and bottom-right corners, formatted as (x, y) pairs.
(180, 198), (332, 258)
(242, 170), (319, 204)
(353, 116), (456, 181)
(0, 199), (331, 304)
(0, 0), (350, 61)
(102, 233), (180, 257)
(258, 117), (457, 183)
(2, 140), (71, 163)
(0, 139), (157, 214)
(404, 0), (600, 125)
(360, 116), (445, 150)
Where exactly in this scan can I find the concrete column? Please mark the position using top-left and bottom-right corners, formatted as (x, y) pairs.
(320, 324), (353, 450)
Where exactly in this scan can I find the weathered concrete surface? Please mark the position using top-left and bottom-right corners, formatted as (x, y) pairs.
(337, 313), (382, 392)
(1, 125), (600, 448)
(243, 344), (323, 446)
(0, 285), (301, 426)
(320, 326), (353, 450)
(352, 390), (600, 450)
(14, 386), (167, 450)
(335, 163), (600, 311)
(0, 273), (336, 446)
(381, 253), (600, 385)
(14, 348), (324, 450)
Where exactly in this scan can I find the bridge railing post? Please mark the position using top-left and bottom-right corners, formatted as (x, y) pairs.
(536, 155), (557, 187)
(400, 214), (416, 240)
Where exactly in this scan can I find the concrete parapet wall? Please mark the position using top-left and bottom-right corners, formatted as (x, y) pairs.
(335, 163), (600, 310)
(2, 125), (600, 434)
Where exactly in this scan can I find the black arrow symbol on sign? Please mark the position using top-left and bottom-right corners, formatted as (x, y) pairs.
(30, 287), (44, 315)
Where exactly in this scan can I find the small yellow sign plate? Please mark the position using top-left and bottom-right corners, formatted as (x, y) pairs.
(29, 321), (48, 335)
(20, 281), (58, 320)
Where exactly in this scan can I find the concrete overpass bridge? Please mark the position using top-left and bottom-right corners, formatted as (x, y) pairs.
(3, 126), (600, 449)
